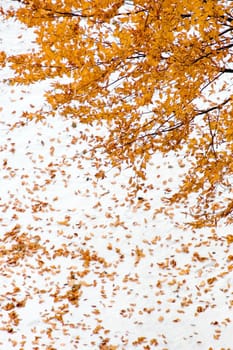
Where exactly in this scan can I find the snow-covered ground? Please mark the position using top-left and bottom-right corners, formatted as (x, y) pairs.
(0, 2), (233, 349)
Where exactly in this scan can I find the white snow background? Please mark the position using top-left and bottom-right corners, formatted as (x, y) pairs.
(0, 1), (233, 349)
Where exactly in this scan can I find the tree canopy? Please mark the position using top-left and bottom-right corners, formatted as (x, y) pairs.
(2, 0), (233, 227)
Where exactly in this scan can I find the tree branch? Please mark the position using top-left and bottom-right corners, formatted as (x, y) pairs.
(196, 98), (231, 115)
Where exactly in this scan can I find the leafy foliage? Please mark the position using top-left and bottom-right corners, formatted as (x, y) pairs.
(2, 0), (233, 227)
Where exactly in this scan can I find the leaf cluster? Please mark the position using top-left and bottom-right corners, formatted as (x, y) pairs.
(2, 0), (233, 227)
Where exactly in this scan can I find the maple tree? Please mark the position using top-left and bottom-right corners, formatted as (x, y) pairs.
(2, 0), (233, 227)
